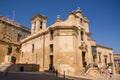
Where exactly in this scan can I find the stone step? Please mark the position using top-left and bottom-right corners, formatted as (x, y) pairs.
(0, 63), (11, 71)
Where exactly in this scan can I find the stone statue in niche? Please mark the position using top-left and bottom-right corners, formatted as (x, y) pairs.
(79, 42), (88, 52)
(7, 45), (12, 55)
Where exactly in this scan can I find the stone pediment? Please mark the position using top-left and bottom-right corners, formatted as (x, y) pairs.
(49, 12), (78, 29)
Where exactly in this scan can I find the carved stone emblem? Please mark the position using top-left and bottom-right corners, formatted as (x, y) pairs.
(7, 45), (12, 55)
(79, 42), (88, 52)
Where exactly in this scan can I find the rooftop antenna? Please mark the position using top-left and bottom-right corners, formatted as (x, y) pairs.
(12, 10), (15, 21)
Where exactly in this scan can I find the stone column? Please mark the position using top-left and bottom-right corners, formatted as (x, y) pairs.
(43, 20), (46, 30)
(83, 18), (89, 32)
(36, 20), (40, 32)
(31, 22), (35, 34)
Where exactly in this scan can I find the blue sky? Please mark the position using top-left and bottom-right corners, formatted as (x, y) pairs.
(0, 0), (120, 53)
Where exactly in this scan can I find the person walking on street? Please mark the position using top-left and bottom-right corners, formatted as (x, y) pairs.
(105, 67), (109, 75)
(101, 68), (104, 74)
(5, 71), (8, 77)
(55, 69), (58, 77)
(108, 67), (112, 78)
(97, 63), (101, 73)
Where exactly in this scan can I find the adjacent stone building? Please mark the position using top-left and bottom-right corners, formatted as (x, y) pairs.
(20, 9), (115, 75)
(0, 16), (30, 64)
(113, 54), (120, 74)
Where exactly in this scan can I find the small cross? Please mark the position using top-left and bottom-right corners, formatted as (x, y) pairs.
(78, 6), (80, 10)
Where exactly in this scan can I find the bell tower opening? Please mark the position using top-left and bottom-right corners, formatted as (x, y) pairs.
(40, 21), (42, 29)
(31, 14), (47, 34)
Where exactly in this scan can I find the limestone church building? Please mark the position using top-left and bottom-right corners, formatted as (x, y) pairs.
(19, 8), (115, 75)
(0, 9), (114, 75)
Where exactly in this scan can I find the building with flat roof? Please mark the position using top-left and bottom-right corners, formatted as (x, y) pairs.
(0, 16), (30, 64)
(113, 53), (120, 74)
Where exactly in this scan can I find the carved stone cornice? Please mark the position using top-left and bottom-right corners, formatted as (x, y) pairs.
(0, 39), (20, 46)
(54, 33), (60, 37)
(97, 44), (113, 50)
(31, 14), (47, 20)
(83, 17), (89, 23)
(0, 16), (30, 32)
(85, 32), (91, 36)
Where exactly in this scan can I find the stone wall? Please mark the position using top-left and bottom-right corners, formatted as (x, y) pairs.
(20, 9), (94, 76)
(0, 16), (31, 64)
(5, 64), (39, 72)
(20, 32), (50, 71)
(96, 45), (113, 67)
(0, 18), (30, 43)
(19, 9), (115, 76)
(0, 41), (20, 64)
(96, 45), (116, 74)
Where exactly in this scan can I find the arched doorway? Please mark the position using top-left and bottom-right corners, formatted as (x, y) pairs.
(49, 55), (54, 71)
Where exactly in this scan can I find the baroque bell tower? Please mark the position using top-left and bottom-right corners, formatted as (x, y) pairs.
(31, 14), (47, 34)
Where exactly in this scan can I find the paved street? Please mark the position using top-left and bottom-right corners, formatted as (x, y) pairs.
(0, 72), (91, 80)
(83, 74), (120, 80)
(0, 72), (69, 80)
(0, 72), (120, 80)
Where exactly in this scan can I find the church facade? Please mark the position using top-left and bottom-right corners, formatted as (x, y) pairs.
(20, 9), (115, 75)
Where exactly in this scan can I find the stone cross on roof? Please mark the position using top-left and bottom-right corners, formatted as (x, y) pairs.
(78, 6), (80, 10)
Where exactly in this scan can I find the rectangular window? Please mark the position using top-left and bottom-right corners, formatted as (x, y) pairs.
(50, 44), (53, 53)
(81, 31), (84, 41)
(91, 46), (97, 54)
(17, 34), (22, 42)
(92, 46), (97, 62)
(32, 44), (34, 53)
(98, 52), (101, 63)
(40, 21), (42, 29)
(80, 18), (83, 23)
(50, 30), (53, 40)
(109, 53), (112, 62)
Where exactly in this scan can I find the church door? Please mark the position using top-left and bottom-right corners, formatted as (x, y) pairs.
(49, 55), (54, 70)
(20, 66), (24, 72)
